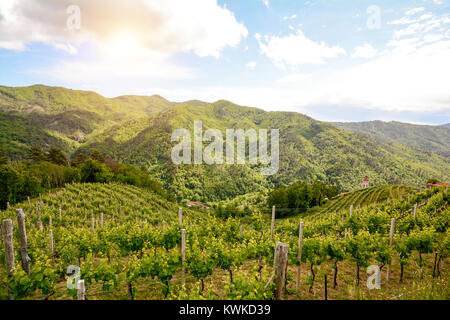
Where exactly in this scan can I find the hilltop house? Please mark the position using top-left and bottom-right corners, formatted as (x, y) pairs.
(427, 182), (449, 189)
(362, 176), (370, 189)
(186, 201), (211, 210)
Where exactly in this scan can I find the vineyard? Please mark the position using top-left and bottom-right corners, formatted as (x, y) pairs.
(0, 183), (449, 300)
(322, 185), (416, 214)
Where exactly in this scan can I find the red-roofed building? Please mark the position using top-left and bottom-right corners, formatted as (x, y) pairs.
(427, 182), (449, 189)
(362, 176), (369, 189)
(186, 201), (211, 210)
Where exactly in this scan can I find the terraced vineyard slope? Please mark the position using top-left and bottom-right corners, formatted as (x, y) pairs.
(322, 185), (417, 214)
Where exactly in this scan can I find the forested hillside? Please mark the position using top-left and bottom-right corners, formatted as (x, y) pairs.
(1, 85), (449, 203)
(334, 121), (450, 157)
(77, 103), (450, 201)
(0, 85), (175, 159)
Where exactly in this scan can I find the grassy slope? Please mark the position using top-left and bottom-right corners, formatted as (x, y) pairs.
(334, 121), (450, 158)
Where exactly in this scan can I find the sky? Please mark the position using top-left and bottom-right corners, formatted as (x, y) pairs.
(0, 0), (449, 125)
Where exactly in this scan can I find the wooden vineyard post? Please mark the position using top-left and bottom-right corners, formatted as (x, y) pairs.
(345, 205), (354, 238)
(413, 204), (418, 221)
(271, 206), (276, 240)
(27, 196), (31, 207)
(6, 202), (10, 209)
(37, 205), (43, 231)
(16, 209), (31, 275)
(274, 242), (289, 300)
(91, 216), (95, 233)
(181, 229), (186, 287)
(49, 215), (52, 228)
(39, 193), (42, 204)
(77, 280), (86, 300)
(387, 218), (396, 281)
(162, 220), (166, 232)
(100, 212), (104, 229)
(59, 205), (62, 223)
(2, 219), (15, 300)
(296, 221), (304, 294)
(178, 207), (183, 229)
(49, 229), (54, 262)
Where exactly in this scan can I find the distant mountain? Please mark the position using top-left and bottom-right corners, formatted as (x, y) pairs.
(442, 123), (450, 128)
(333, 120), (450, 158)
(0, 85), (175, 158)
(76, 101), (450, 201)
(1, 85), (449, 202)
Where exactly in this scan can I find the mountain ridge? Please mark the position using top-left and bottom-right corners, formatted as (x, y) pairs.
(1, 84), (449, 202)
(334, 120), (450, 157)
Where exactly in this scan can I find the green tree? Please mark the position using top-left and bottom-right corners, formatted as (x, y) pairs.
(79, 159), (113, 183)
(90, 150), (105, 163)
(27, 147), (45, 163)
(47, 148), (68, 166)
(0, 165), (20, 209)
(0, 148), (8, 165)
(71, 153), (88, 167)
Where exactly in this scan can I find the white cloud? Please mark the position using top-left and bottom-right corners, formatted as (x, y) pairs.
(351, 44), (377, 59)
(51, 43), (78, 55)
(283, 14), (297, 20)
(419, 13), (433, 21)
(277, 73), (312, 83)
(0, 0), (248, 58)
(392, 14), (447, 40)
(0, 40), (26, 51)
(308, 11), (450, 113)
(262, 0), (270, 9)
(323, 39), (450, 113)
(255, 29), (346, 68)
(153, 11), (450, 116)
(35, 55), (195, 85)
(405, 7), (425, 16)
(245, 61), (257, 70)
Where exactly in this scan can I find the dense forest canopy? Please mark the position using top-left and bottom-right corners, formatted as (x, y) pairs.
(0, 85), (449, 203)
